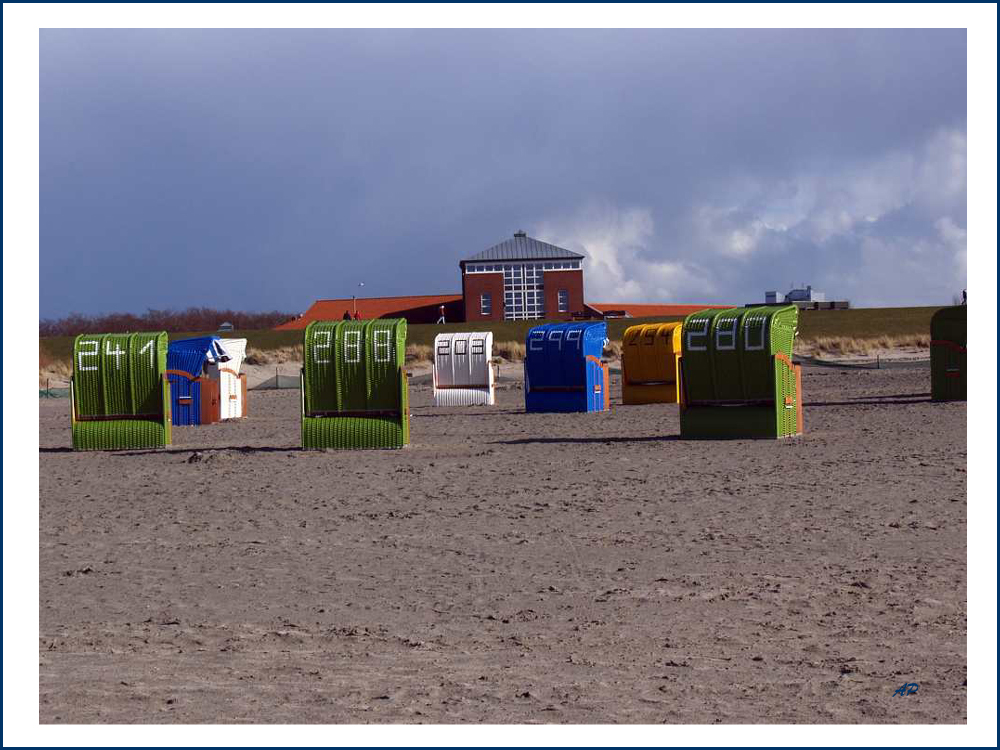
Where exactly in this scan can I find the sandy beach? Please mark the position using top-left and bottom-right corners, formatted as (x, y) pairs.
(39, 362), (966, 723)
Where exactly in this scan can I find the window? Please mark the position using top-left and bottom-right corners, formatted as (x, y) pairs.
(437, 339), (450, 356)
(455, 339), (467, 355)
(480, 292), (492, 315)
(502, 262), (546, 320)
(558, 289), (569, 312)
(471, 338), (485, 355)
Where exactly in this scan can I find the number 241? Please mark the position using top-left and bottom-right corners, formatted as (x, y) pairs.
(78, 339), (154, 371)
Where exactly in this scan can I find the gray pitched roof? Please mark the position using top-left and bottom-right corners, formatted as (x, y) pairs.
(462, 232), (585, 263)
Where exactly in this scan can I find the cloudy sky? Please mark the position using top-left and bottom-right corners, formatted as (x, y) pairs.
(40, 28), (966, 317)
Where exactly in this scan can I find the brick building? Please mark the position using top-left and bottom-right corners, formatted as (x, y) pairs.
(276, 231), (729, 330)
(460, 231), (586, 322)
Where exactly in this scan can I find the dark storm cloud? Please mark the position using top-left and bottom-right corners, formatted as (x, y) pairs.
(40, 28), (966, 316)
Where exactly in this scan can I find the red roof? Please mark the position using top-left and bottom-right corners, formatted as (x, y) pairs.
(275, 294), (463, 329)
(586, 302), (733, 318)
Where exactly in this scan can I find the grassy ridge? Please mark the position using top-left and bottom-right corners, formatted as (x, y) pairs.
(796, 306), (942, 340)
(407, 306), (945, 348)
(40, 306), (946, 363)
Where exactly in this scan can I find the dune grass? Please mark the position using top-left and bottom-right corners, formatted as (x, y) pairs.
(244, 344), (304, 365)
(39, 347), (72, 386)
(796, 333), (930, 357)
